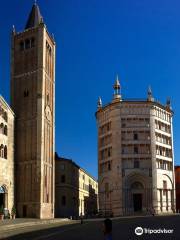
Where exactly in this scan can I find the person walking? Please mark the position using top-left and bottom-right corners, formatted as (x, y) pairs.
(103, 218), (112, 240)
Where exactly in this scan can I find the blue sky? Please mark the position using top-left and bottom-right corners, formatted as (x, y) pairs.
(0, 0), (180, 178)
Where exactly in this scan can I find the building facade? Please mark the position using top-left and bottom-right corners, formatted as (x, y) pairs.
(175, 166), (180, 212)
(0, 96), (14, 213)
(10, 3), (55, 218)
(96, 77), (176, 216)
(55, 154), (98, 218)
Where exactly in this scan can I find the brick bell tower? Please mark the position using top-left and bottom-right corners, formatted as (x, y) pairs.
(11, 3), (55, 218)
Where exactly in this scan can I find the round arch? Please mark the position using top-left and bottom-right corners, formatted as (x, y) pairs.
(0, 185), (8, 209)
(162, 174), (173, 188)
(124, 172), (149, 189)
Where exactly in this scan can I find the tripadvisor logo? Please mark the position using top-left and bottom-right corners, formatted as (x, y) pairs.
(135, 227), (143, 236)
(135, 227), (174, 236)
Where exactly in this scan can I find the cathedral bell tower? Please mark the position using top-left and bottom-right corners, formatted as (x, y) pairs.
(11, 3), (55, 218)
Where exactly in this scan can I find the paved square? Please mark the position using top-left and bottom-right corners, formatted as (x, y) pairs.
(0, 215), (180, 240)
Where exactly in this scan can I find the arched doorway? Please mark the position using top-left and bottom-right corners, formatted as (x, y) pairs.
(0, 186), (7, 208)
(131, 182), (144, 212)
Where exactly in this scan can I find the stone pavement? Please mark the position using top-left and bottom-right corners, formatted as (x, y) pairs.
(0, 215), (180, 240)
(0, 218), (75, 239)
(0, 218), (69, 227)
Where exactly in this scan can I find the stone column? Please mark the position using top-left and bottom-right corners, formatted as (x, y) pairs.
(150, 106), (158, 212)
(166, 190), (168, 211)
(160, 189), (162, 212)
(170, 116), (176, 212)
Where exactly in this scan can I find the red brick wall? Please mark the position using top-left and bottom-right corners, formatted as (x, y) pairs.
(175, 166), (180, 212)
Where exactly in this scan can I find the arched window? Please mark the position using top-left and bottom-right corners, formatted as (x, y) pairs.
(3, 112), (7, 121)
(0, 145), (4, 158)
(31, 38), (35, 48)
(0, 186), (5, 194)
(4, 125), (7, 136)
(20, 41), (24, 51)
(0, 123), (4, 134)
(4, 146), (7, 159)
(24, 90), (29, 97)
(25, 39), (30, 49)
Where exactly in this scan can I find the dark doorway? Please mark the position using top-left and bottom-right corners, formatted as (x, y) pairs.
(0, 194), (4, 207)
(133, 194), (142, 212)
(23, 205), (27, 217)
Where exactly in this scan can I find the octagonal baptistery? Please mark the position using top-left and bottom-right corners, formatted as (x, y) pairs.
(95, 77), (175, 217)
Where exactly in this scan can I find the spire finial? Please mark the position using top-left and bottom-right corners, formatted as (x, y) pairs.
(166, 97), (171, 109)
(113, 74), (121, 101)
(148, 85), (152, 95)
(34, 0), (37, 5)
(114, 74), (120, 89)
(12, 25), (16, 33)
(147, 85), (154, 102)
(97, 97), (102, 109)
(116, 74), (119, 82)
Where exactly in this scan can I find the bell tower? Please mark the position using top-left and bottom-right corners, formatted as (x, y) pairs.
(11, 3), (55, 218)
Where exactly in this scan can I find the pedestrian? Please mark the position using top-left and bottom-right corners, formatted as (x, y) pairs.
(103, 218), (112, 240)
(151, 208), (155, 216)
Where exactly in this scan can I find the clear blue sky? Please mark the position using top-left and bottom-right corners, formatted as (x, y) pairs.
(0, 0), (180, 178)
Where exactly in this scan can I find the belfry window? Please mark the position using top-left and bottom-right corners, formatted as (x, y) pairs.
(20, 41), (24, 51)
(24, 90), (29, 97)
(31, 38), (35, 47)
(19, 38), (35, 51)
(25, 39), (30, 49)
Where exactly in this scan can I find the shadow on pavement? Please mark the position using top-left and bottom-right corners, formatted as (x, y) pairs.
(0, 222), (81, 240)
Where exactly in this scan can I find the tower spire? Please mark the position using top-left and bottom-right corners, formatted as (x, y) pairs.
(147, 85), (154, 102)
(25, 2), (43, 30)
(12, 25), (16, 34)
(97, 97), (102, 109)
(166, 97), (171, 109)
(113, 75), (121, 101)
